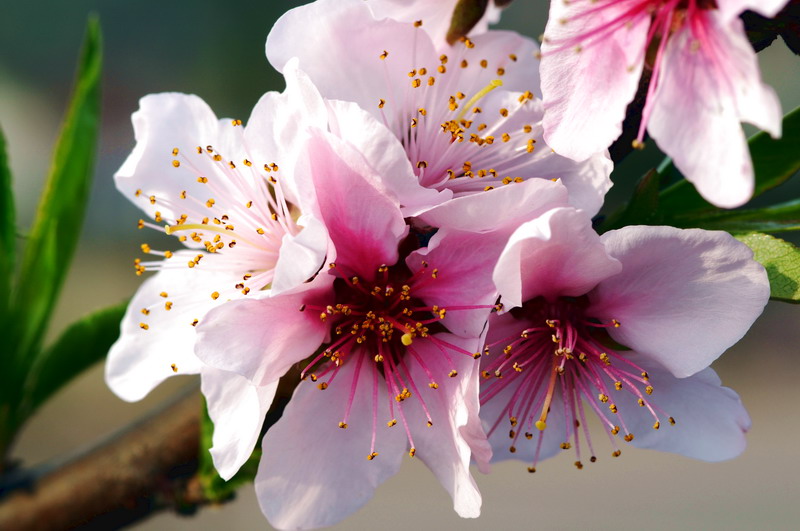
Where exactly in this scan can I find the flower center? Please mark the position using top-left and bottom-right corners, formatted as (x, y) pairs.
(481, 297), (673, 472)
(376, 26), (540, 196)
(300, 260), (490, 460)
(132, 130), (301, 340)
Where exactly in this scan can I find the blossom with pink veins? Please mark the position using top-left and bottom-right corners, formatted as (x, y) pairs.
(540, 0), (787, 208)
(480, 207), (769, 472)
(193, 127), (572, 528)
(106, 89), (327, 479)
(266, 0), (613, 221)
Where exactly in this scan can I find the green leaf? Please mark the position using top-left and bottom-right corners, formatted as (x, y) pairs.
(659, 106), (800, 218)
(446, 0), (489, 45)
(674, 198), (800, 233)
(18, 302), (126, 419)
(199, 399), (260, 503)
(0, 126), (14, 323)
(735, 233), (800, 303)
(11, 17), (102, 363)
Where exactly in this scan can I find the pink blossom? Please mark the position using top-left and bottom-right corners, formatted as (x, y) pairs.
(192, 128), (576, 528)
(540, 0), (786, 208)
(267, 0), (612, 221)
(480, 207), (769, 471)
(106, 90), (327, 479)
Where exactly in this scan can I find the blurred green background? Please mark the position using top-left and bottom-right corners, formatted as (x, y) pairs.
(2, 1), (800, 529)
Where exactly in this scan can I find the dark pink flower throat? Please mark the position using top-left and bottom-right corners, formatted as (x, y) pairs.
(300, 259), (493, 460)
(481, 296), (675, 472)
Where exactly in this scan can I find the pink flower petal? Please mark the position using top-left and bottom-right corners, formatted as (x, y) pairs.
(201, 367), (278, 480)
(301, 131), (408, 279)
(647, 14), (782, 208)
(368, 0), (504, 48)
(324, 99), (445, 216)
(115, 93), (246, 223)
(416, 177), (569, 233)
(494, 208), (621, 308)
(271, 214), (327, 296)
(591, 226), (769, 378)
(256, 355), (407, 529)
(597, 357), (750, 462)
(243, 59), (329, 207)
(717, 0), (790, 22)
(405, 333), (488, 517)
(407, 230), (503, 338)
(267, 0), (425, 118)
(194, 276), (332, 387)
(105, 256), (238, 401)
(540, 0), (649, 160)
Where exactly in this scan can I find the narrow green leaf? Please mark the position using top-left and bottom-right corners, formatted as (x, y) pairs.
(673, 198), (800, 233)
(12, 18), (102, 362)
(599, 169), (661, 232)
(735, 233), (800, 303)
(18, 302), (126, 419)
(659, 106), (800, 217)
(199, 400), (260, 503)
(446, 0), (489, 44)
(0, 126), (14, 322)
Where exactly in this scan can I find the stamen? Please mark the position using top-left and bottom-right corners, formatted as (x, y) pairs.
(457, 79), (503, 121)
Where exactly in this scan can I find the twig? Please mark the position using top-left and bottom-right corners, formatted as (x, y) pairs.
(0, 391), (203, 530)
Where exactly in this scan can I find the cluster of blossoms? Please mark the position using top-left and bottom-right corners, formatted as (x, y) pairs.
(107, 0), (781, 527)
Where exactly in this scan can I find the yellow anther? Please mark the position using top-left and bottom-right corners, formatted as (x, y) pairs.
(139, 323), (149, 330)
(171, 363), (178, 372)
(338, 422), (348, 429)
(172, 160), (180, 168)
(211, 291), (220, 300)
(401, 333), (414, 346)
(317, 382), (328, 390)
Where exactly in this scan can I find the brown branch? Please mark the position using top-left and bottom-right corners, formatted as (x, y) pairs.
(0, 391), (204, 530)
(0, 367), (300, 530)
